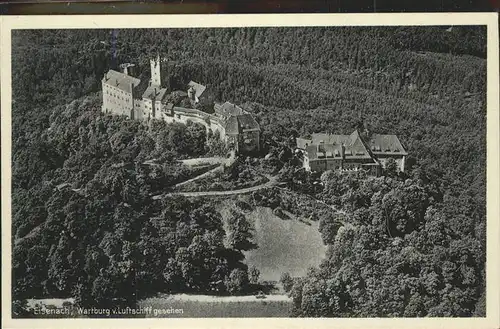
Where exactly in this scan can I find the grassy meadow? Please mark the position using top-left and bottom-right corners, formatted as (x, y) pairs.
(138, 295), (292, 317)
(243, 206), (326, 282)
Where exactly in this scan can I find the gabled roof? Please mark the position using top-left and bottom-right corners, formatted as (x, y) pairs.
(296, 137), (313, 150)
(165, 103), (174, 111)
(171, 90), (188, 97)
(299, 130), (405, 161)
(142, 85), (167, 101)
(346, 130), (372, 159)
(369, 134), (407, 155)
(225, 114), (260, 135)
(103, 69), (141, 93)
(238, 114), (259, 130)
(306, 144), (343, 160)
(225, 116), (239, 135)
(310, 133), (351, 146)
(307, 130), (371, 159)
(187, 81), (207, 98)
(214, 102), (245, 117)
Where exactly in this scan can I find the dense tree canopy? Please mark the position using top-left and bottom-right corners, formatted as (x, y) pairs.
(11, 26), (486, 316)
(11, 95), (250, 308)
(287, 171), (485, 317)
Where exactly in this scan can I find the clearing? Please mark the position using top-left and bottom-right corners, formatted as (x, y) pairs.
(243, 206), (326, 282)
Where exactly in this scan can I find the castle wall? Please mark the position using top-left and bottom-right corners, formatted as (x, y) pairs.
(102, 82), (134, 118)
(170, 107), (227, 136)
(167, 110), (213, 133)
(210, 120), (225, 140)
(104, 98), (261, 155)
(102, 80), (259, 155)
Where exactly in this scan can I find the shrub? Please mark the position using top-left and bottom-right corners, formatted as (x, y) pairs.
(225, 268), (250, 295)
(280, 272), (294, 293)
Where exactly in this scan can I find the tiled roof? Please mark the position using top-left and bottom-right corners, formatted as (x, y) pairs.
(225, 114), (260, 135)
(296, 137), (312, 150)
(369, 134), (407, 155)
(310, 133), (351, 146)
(157, 88), (168, 101)
(346, 130), (372, 159)
(165, 103), (174, 111)
(171, 90), (188, 97)
(238, 114), (259, 130)
(225, 116), (239, 135)
(187, 81), (207, 98)
(214, 102), (245, 117)
(300, 130), (404, 161)
(142, 85), (167, 101)
(306, 144), (343, 160)
(103, 69), (141, 93)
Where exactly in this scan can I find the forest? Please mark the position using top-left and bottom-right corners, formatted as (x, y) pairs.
(11, 25), (486, 317)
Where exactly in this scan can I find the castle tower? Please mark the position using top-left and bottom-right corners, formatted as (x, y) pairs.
(150, 55), (162, 87)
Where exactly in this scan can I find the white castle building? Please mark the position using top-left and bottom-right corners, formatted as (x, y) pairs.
(102, 55), (168, 120)
(101, 56), (260, 154)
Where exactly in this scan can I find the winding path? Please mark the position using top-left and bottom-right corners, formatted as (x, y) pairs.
(152, 176), (278, 200)
(174, 165), (224, 188)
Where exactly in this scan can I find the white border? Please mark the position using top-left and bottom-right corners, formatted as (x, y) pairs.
(1, 13), (499, 329)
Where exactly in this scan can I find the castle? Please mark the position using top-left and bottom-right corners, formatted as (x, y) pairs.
(296, 130), (407, 175)
(101, 56), (260, 154)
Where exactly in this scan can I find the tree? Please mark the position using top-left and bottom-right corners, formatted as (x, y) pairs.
(11, 27), (486, 317)
(225, 268), (249, 295)
(226, 211), (256, 251)
(280, 272), (293, 293)
(12, 299), (31, 318)
(384, 158), (399, 177)
(249, 266), (260, 285)
(318, 214), (344, 245)
(90, 270), (116, 310)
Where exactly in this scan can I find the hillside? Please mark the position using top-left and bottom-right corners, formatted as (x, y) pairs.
(242, 206), (325, 282)
(11, 26), (486, 317)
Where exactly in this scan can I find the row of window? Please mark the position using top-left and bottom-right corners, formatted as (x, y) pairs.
(311, 165), (364, 171)
(105, 91), (131, 103)
(311, 161), (364, 170)
(106, 97), (131, 106)
(105, 83), (127, 95)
